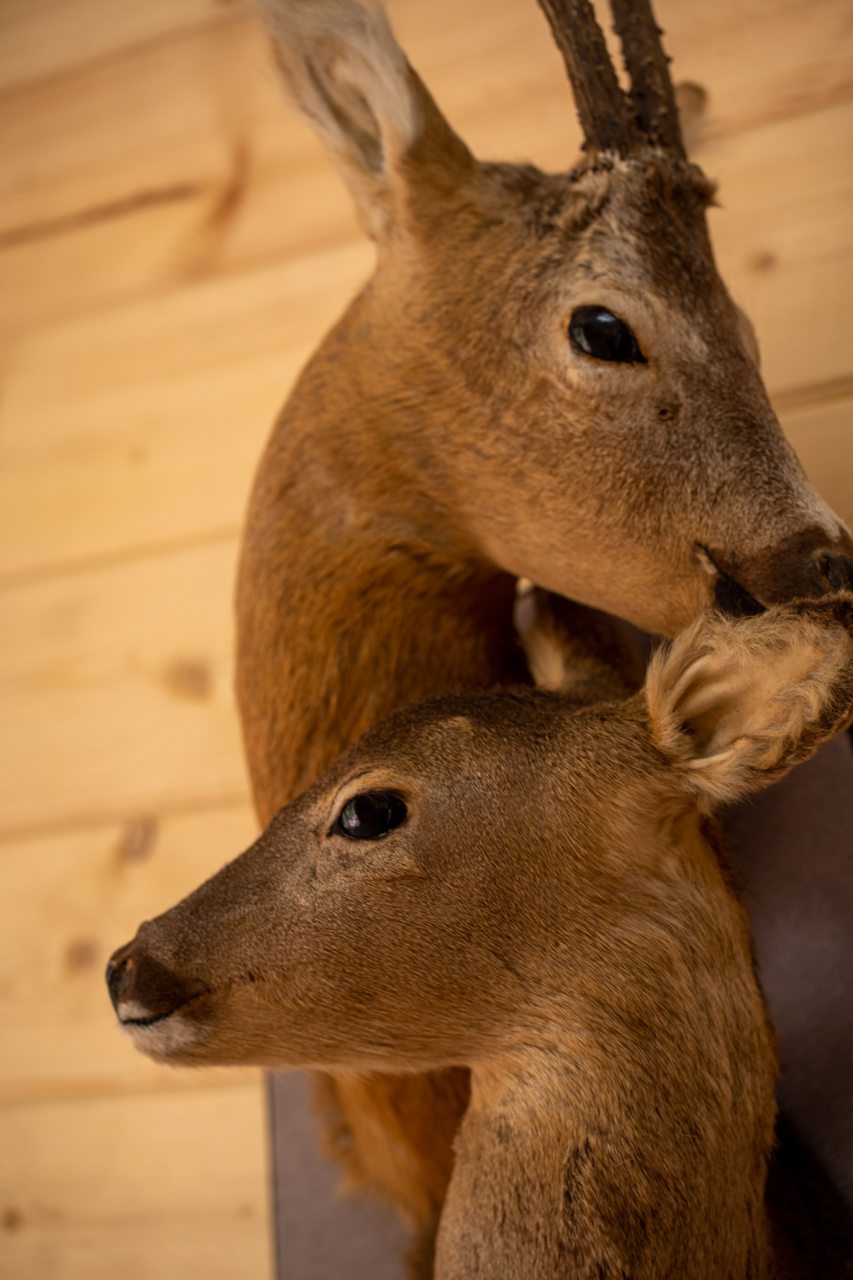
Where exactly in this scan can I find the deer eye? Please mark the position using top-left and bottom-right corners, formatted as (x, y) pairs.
(331, 791), (408, 840)
(569, 306), (646, 364)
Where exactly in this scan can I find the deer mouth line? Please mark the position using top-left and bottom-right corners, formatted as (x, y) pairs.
(121, 1008), (178, 1029)
(696, 545), (766, 619)
(117, 988), (211, 1030)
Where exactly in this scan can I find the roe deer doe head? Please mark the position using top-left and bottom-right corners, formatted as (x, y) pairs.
(108, 596), (853, 1277)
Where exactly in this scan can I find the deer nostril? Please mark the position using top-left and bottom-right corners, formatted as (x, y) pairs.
(105, 943), (209, 1024)
(105, 944), (136, 1012)
(105, 959), (119, 1007)
(818, 553), (853, 593)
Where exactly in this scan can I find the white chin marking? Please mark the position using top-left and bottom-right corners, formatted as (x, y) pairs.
(121, 1014), (201, 1057)
(116, 999), (153, 1022)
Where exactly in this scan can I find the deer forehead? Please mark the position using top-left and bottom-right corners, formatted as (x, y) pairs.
(392, 160), (730, 371)
(322, 698), (660, 832)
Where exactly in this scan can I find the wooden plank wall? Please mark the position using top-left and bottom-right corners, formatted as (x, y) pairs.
(1, 1), (851, 1276)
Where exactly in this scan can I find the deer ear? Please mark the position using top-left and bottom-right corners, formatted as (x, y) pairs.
(260, 0), (473, 238)
(645, 598), (853, 810)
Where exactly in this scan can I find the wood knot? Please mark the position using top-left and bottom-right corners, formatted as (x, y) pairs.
(2, 1207), (22, 1232)
(65, 938), (99, 973)
(163, 657), (212, 701)
(117, 815), (159, 864)
(749, 250), (778, 274)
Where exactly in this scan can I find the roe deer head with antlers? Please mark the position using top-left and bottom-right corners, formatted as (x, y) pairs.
(109, 596), (853, 1279)
(235, 0), (853, 1251)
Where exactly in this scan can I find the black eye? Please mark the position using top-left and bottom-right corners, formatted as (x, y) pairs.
(569, 306), (646, 364)
(331, 790), (408, 840)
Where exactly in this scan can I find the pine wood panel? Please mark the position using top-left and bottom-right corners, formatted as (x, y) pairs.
(0, 238), (370, 579)
(0, 538), (245, 836)
(0, 1085), (270, 1280)
(0, 803), (260, 1099)
(706, 102), (853, 396)
(0, 0), (241, 94)
(781, 394), (853, 529)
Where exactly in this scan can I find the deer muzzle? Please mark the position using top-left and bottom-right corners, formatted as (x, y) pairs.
(700, 529), (853, 617)
(106, 937), (212, 1056)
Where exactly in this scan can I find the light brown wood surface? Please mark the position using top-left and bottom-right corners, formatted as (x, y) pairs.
(0, 0), (850, 1276)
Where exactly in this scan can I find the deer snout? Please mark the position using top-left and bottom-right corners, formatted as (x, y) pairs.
(766, 538), (853, 599)
(820, 550), (853, 592)
(701, 530), (853, 616)
(106, 939), (209, 1027)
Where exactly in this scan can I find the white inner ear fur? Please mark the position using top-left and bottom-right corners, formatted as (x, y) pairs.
(261, 0), (419, 164)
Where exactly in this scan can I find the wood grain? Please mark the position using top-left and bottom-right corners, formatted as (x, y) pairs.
(706, 102), (853, 396)
(782, 393), (853, 529)
(0, 0), (244, 94)
(0, 240), (371, 579)
(0, 803), (259, 1099)
(0, 1085), (270, 1280)
(0, 538), (246, 836)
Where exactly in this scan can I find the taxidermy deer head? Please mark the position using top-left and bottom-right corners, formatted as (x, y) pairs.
(108, 595), (853, 1279)
(244, 0), (852, 646)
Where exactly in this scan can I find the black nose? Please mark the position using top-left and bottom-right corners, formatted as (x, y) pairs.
(703, 531), (853, 614)
(106, 940), (209, 1024)
(818, 552), (853, 593)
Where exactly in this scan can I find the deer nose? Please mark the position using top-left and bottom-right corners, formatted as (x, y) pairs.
(106, 940), (209, 1025)
(817, 551), (853, 593)
(703, 531), (853, 614)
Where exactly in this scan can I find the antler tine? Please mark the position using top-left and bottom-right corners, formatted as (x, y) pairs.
(537, 0), (633, 155)
(609, 0), (686, 158)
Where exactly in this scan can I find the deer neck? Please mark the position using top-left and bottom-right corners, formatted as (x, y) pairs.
(439, 1056), (771, 1280)
(436, 900), (774, 1280)
(236, 289), (529, 822)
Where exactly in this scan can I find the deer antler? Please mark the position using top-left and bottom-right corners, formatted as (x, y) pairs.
(539, 0), (685, 159)
(610, 0), (685, 157)
(537, 0), (632, 153)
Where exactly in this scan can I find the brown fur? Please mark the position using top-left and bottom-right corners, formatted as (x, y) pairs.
(232, 0), (853, 1243)
(109, 597), (853, 1277)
